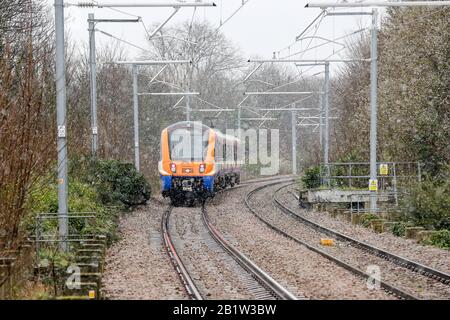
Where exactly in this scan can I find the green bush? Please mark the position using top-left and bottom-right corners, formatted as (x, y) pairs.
(391, 221), (412, 237)
(301, 166), (321, 189)
(360, 213), (380, 228)
(29, 180), (105, 214)
(90, 159), (151, 208)
(27, 180), (116, 239)
(24, 157), (150, 250)
(402, 178), (450, 230)
(427, 230), (450, 249)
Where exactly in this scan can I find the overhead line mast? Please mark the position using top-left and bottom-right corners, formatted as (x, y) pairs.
(304, 0), (450, 212)
(54, 0), (216, 250)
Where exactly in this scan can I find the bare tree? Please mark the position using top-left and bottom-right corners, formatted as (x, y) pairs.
(0, 0), (56, 247)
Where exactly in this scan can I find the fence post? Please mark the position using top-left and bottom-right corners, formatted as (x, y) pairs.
(35, 215), (41, 265)
(393, 163), (398, 206)
(349, 163), (352, 189)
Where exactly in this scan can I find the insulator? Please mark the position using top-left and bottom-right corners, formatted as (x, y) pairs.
(77, 2), (96, 8)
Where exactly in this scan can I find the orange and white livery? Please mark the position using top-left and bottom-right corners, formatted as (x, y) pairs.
(159, 121), (241, 205)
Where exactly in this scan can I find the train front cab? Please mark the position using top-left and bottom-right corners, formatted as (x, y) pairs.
(159, 123), (216, 204)
(159, 122), (241, 205)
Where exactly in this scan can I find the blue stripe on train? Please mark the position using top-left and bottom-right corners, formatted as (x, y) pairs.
(160, 175), (215, 193)
(202, 176), (215, 192)
(161, 175), (172, 191)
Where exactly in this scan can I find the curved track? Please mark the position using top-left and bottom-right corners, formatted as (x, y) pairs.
(161, 179), (299, 300)
(161, 206), (202, 300)
(274, 183), (450, 286)
(245, 180), (422, 300)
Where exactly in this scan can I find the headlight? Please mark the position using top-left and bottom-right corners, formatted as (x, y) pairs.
(199, 163), (205, 173)
(170, 163), (176, 173)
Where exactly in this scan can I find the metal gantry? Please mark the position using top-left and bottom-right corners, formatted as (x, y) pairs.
(300, 5), (378, 211)
(114, 60), (192, 172)
(291, 109), (297, 174)
(246, 58), (367, 174)
(88, 14), (140, 157)
(241, 58), (333, 174)
(305, 0), (450, 212)
(54, 1), (216, 249)
(305, 1), (450, 8)
(257, 104), (329, 175)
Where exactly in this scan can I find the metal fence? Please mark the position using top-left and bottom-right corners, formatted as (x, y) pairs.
(348, 190), (410, 215)
(320, 161), (422, 191)
(30, 212), (99, 265)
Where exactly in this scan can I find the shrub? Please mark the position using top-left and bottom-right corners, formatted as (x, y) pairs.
(301, 166), (321, 189)
(391, 221), (412, 237)
(402, 178), (450, 230)
(90, 159), (151, 208)
(29, 180), (104, 214)
(423, 230), (450, 249)
(26, 180), (116, 238)
(360, 213), (380, 228)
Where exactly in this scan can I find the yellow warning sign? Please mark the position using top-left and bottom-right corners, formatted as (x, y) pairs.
(88, 290), (96, 299)
(379, 164), (389, 175)
(369, 179), (378, 191)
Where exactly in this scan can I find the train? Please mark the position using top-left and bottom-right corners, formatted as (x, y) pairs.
(159, 121), (242, 205)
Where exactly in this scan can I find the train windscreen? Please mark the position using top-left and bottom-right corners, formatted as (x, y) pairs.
(169, 126), (210, 161)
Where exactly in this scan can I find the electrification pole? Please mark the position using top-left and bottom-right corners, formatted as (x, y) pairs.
(306, 0), (450, 215)
(186, 63), (192, 122)
(324, 61), (330, 184)
(369, 9), (379, 212)
(54, 1), (216, 250)
(249, 58), (365, 172)
(237, 106), (241, 133)
(319, 93), (323, 148)
(114, 60), (192, 171)
(55, 0), (68, 251)
(88, 15), (139, 157)
(132, 64), (140, 171)
(291, 108), (297, 175)
(88, 13), (98, 156)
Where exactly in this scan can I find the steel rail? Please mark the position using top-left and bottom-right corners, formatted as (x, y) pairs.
(161, 206), (203, 300)
(160, 175), (297, 300)
(201, 204), (298, 300)
(273, 183), (450, 286)
(244, 181), (419, 300)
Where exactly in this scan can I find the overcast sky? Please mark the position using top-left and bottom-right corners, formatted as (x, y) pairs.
(53, 0), (378, 76)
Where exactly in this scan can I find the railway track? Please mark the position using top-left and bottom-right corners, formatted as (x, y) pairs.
(245, 182), (450, 299)
(163, 176), (449, 300)
(162, 206), (202, 300)
(161, 180), (299, 300)
(273, 183), (450, 287)
(244, 180), (426, 300)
